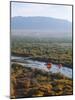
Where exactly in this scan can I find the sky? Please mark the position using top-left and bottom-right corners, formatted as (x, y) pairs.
(11, 2), (72, 22)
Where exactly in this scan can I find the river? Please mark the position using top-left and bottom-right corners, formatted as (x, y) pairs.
(11, 56), (72, 79)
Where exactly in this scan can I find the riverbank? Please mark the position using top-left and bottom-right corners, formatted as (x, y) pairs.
(11, 52), (73, 69)
(11, 63), (73, 99)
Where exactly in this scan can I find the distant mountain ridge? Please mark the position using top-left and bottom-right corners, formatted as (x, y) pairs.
(11, 16), (72, 38)
(11, 16), (72, 32)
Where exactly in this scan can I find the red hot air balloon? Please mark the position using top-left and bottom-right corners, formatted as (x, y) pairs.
(47, 63), (52, 69)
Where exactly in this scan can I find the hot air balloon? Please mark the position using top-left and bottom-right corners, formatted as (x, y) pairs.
(46, 63), (52, 70)
(58, 64), (62, 69)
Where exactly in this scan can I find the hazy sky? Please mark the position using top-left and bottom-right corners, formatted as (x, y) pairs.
(11, 2), (72, 22)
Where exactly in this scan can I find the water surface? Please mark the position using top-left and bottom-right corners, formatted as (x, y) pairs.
(11, 56), (72, 78)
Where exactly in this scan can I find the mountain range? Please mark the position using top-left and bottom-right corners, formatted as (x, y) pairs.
(11, 16), (72, 38)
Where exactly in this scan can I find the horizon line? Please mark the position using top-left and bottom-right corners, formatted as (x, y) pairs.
(11, 16), (72, 22)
